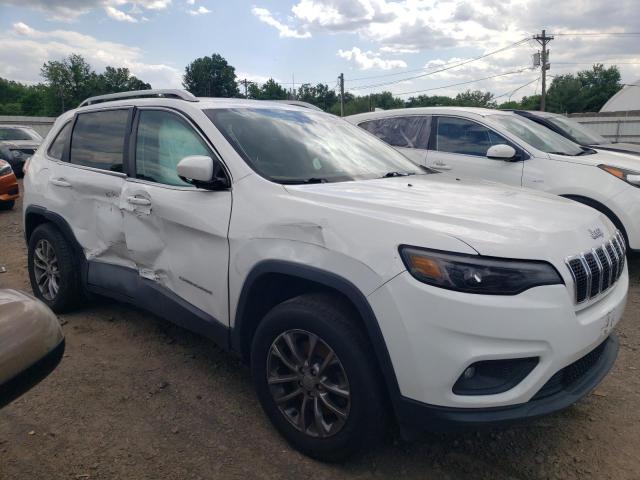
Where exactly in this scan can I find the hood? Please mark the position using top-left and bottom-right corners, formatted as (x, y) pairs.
(550, 148), (640, 172)
(594, 142), (640, 156)
(284, 174), (616, 264)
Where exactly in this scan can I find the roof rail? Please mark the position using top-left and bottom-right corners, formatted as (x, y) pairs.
(270, 100), (323, 112)
(78, 89), (198, 108)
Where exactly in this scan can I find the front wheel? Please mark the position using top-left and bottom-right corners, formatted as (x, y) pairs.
(251, 293), (387, 462)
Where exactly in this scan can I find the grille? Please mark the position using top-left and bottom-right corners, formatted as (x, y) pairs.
(532, 340), (607, 400)
(565, 231), (626, 304)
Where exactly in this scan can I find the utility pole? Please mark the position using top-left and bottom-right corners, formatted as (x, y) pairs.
(339, 73), (344, 117)
(242, 78), (249, 98)
(534, 29), (553, 111)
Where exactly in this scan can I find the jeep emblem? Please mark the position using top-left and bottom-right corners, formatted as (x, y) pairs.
(589, 228), (604, 240)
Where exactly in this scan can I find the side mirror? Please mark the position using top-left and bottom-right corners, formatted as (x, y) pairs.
(0, 289), (65, 409)
(177, 155), (230, 190)
(486, 144), (517, 161)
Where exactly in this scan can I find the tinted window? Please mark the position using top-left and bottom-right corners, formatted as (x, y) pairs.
(360, 116), (430, 149)
(436, 117), (508, 156)
(206, 108), (422, 184)
(70, 109), (129, 171)
(47, 122), (71, 160)
(135, 110), (211, 186)
(547, 116), (606, 145)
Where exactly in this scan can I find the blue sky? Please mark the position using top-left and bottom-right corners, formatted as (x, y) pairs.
(0, 0), (639, 101)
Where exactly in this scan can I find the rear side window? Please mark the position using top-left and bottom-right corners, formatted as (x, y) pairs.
(70, 109), (129, 172)
(360, 116), (430, 149)
(135, 110), (211, 186)
(47, 122), (71, 160)
(436, 117), (508, 157)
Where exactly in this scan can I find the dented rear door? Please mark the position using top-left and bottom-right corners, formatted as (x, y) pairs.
(121, 108), (231, 325)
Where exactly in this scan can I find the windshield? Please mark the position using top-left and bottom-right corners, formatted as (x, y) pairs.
(205, 108), (423, 184)
(0, 127), (41, 141)
(546, 115), (606, 145)
(489, 114), (584, 156)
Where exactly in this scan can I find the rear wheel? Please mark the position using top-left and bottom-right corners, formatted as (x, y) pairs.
(28, 223), (82, 312)
(251, 293), (387, 461)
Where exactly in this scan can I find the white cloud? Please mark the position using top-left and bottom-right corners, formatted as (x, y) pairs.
(251, 7), (311, 39)
(0, 22), (182, 87)
(188, 5), (210, 15)
(104, 5), (138, 22)
(338, 47), (407, 70)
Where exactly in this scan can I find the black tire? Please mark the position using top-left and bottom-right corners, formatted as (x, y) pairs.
(251, 293), (387, 462)
(0, 200), (15, 210)
(28, 223), (82, 313)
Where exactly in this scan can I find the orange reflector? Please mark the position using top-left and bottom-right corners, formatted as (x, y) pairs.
(408, 254), (443, 279)
(601, 165), (625, 179)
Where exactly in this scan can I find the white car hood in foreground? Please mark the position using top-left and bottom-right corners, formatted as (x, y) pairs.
(285, 174), (615, 261)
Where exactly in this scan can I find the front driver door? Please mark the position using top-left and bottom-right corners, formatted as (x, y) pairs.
(121, 108), (232, 326)
(425, 116), (524, 187)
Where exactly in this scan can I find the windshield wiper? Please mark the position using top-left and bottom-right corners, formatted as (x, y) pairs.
(381, 171), (416, 178)
(279, 177), (329, 184)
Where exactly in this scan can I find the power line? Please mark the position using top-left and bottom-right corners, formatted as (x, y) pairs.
(553, 62), (640, 65)
(494, 76), (540, 100)
(550, 32), (640, 36)
(393, 68), (531, 96)
(348, 38), (531, 91)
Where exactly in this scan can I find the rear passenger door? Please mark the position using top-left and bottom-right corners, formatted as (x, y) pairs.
(121, 108), (232, 325)
(46, 107), (132, 268)
(425, 116), (524, 186)
(358, 116), (431, 166)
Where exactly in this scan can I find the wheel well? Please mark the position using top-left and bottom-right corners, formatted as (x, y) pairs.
(24, 212), (49, 243)
(561, 195), (628, 245)
(235, 272), (363, 362)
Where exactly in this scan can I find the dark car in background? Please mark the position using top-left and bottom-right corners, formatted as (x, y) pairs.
(0, 125), (43, 177)
(512, 110), (640, 156)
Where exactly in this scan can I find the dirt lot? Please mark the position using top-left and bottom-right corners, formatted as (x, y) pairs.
(1, 185), (639, 480)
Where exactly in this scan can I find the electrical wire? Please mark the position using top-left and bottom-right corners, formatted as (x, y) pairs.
(393, 68), (531, 96)
(348, 38), (531, 90)
(494, 76), (541, 100)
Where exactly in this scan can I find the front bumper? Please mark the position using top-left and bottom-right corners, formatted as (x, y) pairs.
(368, 264), (627, 411)
(394, 334), (618, 433)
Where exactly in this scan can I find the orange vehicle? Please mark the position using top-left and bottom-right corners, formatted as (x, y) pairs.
(0, 159), (19, 210)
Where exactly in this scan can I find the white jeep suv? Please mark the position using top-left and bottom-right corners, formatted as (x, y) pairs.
(347, 107), (640, 254)
(23, 90), (628, 461)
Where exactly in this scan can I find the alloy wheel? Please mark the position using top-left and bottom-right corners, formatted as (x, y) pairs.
(33, 239), (60, 301)
(266, 329), (351, 438)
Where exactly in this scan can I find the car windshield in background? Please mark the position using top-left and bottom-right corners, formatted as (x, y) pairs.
(0, 127), (41, 141)
(489, 114), (585, 156)
(205, 108), (423, 184)
(546, 115), (607, 145)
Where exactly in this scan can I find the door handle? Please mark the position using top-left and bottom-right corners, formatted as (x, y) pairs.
(49, 178), (72, 188)
(127, 196), (151, 206)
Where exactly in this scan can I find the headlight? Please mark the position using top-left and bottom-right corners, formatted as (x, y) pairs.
(599, 164), (640, 188)
(0, 162), (12, 176)
(399, 246), (563, 295)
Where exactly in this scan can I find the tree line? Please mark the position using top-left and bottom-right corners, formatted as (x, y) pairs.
(0, 52), (623, 117)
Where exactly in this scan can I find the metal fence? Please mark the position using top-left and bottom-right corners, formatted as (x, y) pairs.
(568, 111), (640, 144)
(0, 115), (57, 137)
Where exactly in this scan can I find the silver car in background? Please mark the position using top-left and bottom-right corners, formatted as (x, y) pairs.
(0, 125), (43, 177)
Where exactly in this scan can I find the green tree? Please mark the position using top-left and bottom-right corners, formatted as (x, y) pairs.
(406, 95), (456, 107)
(578, 64), (622, 112)
(41, 54), (97, 113)
(183, 54), (240, 97)
(97, 66), (151, 94)
(297, 83), (338, 111)
(247, 78), (288, 100)
(546, 75), (583, 113)
(454, 90), (496, 108)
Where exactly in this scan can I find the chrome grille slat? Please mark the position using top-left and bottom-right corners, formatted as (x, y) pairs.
(565, 231), (626, 304)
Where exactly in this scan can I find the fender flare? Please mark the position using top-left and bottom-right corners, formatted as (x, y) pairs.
(232, 260), (403, 411)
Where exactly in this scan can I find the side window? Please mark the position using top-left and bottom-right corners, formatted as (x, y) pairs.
(360, 116), (430, 149)
(70, 110), (129, 172)
(135, 110), (211, 187)
(47, 122), (71, 160)
(436, 117), (507, 157)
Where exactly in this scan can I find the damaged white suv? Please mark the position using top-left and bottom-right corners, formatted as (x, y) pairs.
(23, 90), (628, 461)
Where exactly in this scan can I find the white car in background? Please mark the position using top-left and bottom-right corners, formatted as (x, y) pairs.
(347, 107), (640, 253)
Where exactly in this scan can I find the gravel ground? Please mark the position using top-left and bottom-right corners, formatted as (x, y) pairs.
(1, 183), (639, 480)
